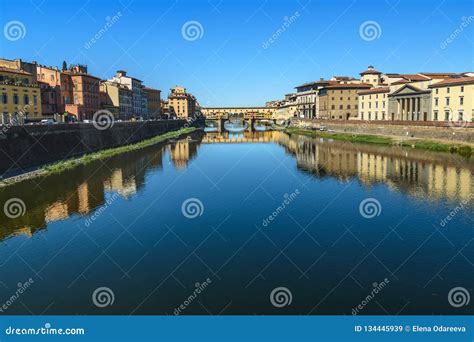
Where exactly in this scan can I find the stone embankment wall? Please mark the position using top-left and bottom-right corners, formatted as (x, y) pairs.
(0, 120), (187, 177)
(292, 119), (473, 144)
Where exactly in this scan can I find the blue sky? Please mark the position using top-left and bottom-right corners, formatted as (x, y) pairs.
(0, 0), (472, 106)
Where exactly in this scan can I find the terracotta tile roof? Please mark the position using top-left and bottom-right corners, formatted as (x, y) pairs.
(357, 86), (390, 95)
(360, 69), (382, 75)
(428, 76), (474, 88)
(63, 70), (101, 80)
(323, 83), (372, 89)
(419, 72), (457, 79)
(391, 79), (409, 85)
(295, 80), (335, 88)
(0, 66), (32, 76)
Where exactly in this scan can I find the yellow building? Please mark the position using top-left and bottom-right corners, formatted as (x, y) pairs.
(318, 83), (372, 120)
(0, 66), (42, 123)
(428, 76), (474, 123)
(100, 80), (133, 120)
(358, 87), (390, 120)
(143, 87), (161, 119)
(359, 65), (384, 87)
(168, 86), (196, 119)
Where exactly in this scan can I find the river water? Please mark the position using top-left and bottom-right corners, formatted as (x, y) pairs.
(0, 130), (472, 315)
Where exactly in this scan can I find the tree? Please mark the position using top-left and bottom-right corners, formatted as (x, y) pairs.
(62, 61), (67, 71)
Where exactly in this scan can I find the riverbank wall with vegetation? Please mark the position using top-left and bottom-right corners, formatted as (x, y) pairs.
(291, 119), (474, 144)
(0, 120), (190, 178)
(285, 127), (472, 157)
(0, 127), (199, 187)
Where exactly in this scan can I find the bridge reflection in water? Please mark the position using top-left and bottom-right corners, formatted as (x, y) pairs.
(0, 130), (472, 242)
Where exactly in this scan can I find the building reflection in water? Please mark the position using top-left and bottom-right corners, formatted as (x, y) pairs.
(0, 138), (170, 241)
(273, 132), (473, 202)
(0, 129), (471, 241)
(169, 137), (200, 170)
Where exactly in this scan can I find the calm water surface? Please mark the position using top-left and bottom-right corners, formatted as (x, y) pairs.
(0, 130), (472, 315)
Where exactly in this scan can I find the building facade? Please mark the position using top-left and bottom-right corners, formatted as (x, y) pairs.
(143, 87), (162, 119)
(62, 65), (100, 121)
(110, 70), (147, 119)
(168, 86), (197, 120)
(429, 76), (474, 123)
(319, 83), (372, 120)
(100, 80), (133, 120)
(0, 66), (42, 123)
(358, 87), (390, 120)
(293, 80), (334, 119)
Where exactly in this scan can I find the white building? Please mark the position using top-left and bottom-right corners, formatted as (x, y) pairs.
(110, 70), (148, 119)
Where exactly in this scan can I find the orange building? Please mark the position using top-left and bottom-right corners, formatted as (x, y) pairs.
(62, 65), (100, 121)
(36, 63), (100, 121)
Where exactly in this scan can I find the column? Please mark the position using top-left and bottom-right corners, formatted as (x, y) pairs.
(415, 97), (420, 120)
(396, 99), (400, 120)
(402, 98), (406, 121)
(407, 98), (412, 120)
(400, 99), (405, 120)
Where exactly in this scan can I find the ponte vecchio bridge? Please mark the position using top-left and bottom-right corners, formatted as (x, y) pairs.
(200, 107), (277, 131)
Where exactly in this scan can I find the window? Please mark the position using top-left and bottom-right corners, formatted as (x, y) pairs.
(24, 95), (29, 105)
(434, 110), (438, 121)
(361, 102), (364, 109)
(447, 87), (450, 93)
(347, 105), (351, 109)
(361, 112), (364, 120)
(434, 98), (438, 106)
(368, 112), (371, 120)
(1, 93), (7, 104)
(375, 112), (378, 120)
(444, 110), (450, 121)
(331, 105), (335, 110)
(460, 96), (464, 106)
(460, 86), (464, 92)
(458, 111), (464, 121)
(13, 94), (18, 105)
(446, 97), (450, 106)
(339, 105), (343, 109)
